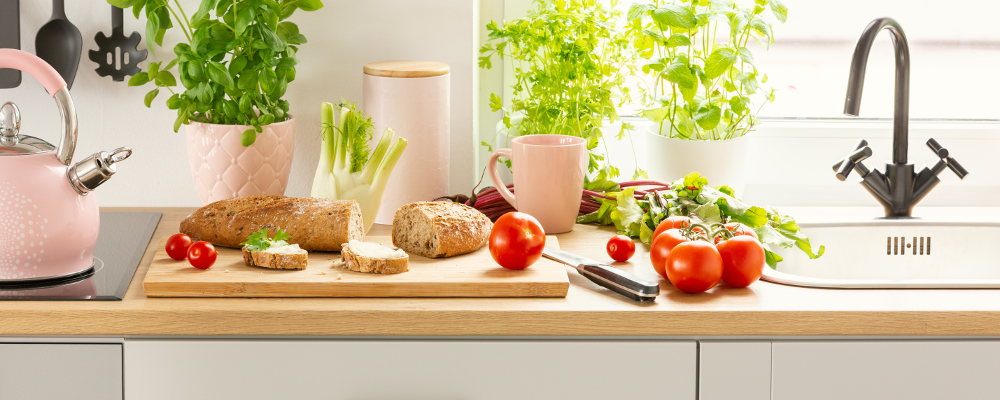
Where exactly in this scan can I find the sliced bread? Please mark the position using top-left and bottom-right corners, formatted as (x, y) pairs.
(242, 244), (309, 270)
(341, 240), (409, 274)
(391, 201), (492, 258)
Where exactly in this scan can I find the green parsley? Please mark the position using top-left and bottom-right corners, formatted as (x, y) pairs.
(240, 228), (292, 252)
(578, 172), (824, 268)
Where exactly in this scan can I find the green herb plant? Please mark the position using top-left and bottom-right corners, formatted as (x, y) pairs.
(627, 0), (786, 140)
(108, 0), (323, 146)
(479, 0), (642, 180)
(241, 228), (292, 252)
(578, 172), (823, 268)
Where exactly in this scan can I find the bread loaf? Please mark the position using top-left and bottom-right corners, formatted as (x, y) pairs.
(391, 201), (492, 258)
(180, 196), (363, 251)
(341, 240), (409, 274)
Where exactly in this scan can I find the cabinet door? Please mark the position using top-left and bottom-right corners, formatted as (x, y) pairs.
(124, 340), (696, 400)
(772, 341), (1000, 400)
(699, 341), (771, 400)
(0, 343), (123, 400)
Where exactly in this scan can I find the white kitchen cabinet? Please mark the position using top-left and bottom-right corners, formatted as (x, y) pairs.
(772, 341), (1000, 400)
(124, 340), (696, 400)
(698, 341), (771, 400)
(0, 343), (123, 400)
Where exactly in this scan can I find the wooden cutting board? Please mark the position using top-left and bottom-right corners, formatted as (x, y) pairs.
(143, 236), (569, 298)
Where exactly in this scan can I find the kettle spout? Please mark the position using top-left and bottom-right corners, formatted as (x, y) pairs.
(67, 147), (132, 195)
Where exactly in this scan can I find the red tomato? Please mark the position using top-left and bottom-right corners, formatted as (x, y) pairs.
(652, 216), (692, 241)
(187, 241), (218, 270)
(165, 233), (193, 260)
(664, 240), (723, 294)
(606, 235), (636, 262)
(649, 229), (688, 279)
(717, 235), (765, 288)
(489, 212), (546, 270)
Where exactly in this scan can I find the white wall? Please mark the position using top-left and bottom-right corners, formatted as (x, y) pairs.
(3, 0), (475, 207)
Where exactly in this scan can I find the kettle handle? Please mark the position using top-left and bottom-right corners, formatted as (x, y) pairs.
(0, 49), (78, 165)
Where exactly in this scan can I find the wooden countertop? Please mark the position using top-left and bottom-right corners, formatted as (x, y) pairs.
(4, 208), (1000, 337)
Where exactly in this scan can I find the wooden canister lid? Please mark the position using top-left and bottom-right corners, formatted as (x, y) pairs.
(363, 60), (450, 78)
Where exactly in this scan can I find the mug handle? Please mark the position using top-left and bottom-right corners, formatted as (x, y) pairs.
(487, 148), (517, 208)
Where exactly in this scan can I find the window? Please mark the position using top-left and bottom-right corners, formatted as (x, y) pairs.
(489, 0), (1000, 121)
(755, 0), (1000, 120)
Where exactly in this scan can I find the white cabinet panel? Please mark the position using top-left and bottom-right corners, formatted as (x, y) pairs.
(0, 343), (123, 400)
(772, 341), (1000, 400)
(699, 341), (771, 400)
(124, 340), (696, 400)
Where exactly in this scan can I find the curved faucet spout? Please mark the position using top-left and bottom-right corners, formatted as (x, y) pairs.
(844, 17), (910, 165)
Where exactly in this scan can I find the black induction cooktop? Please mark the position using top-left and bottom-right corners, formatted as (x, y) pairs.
(0, 212), (161, 300)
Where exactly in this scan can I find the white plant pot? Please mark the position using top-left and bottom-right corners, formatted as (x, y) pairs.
(643, 125), (753, 196)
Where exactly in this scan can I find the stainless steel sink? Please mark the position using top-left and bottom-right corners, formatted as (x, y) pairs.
(764, 216), (1000, 289)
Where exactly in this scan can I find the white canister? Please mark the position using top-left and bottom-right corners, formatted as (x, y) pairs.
(363, 60), (450, 225)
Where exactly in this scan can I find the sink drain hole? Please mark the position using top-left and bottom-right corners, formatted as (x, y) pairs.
(886, 236), (931, 255)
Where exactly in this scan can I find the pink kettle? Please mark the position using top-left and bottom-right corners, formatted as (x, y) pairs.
(0, 49), (131, 282)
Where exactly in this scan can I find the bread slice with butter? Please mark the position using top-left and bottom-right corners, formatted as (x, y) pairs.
(240, 228), (308, 270)
(341, 240), (409, 274)
(242, 244), (308, 270)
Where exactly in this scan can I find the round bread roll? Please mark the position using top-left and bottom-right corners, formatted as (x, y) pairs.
(391, 201), (492, 258)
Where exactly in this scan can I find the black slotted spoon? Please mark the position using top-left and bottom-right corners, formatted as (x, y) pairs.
(89, 6), (147, 81)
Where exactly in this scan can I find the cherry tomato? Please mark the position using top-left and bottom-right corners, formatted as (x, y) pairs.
(649, 229), (688, 279)
(714, 222), (759, 244)
(489, 212), (546, 270)
(606, 235), (636, 262)
(717, 235), (765, 288)
(187, 241), (218, 270)
(165, 233), (194, 260)
(664, 240), (723, 294)
(652, 216), (692, 241)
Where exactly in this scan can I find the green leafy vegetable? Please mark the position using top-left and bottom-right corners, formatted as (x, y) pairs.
(110, 0), (323, 145)
(241, 228), (292, 252)
(578, 172), (823, 268)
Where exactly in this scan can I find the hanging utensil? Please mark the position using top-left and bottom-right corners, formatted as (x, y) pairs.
(0, 0), (21, 89)
(34, 0), (82, 89)
(89, 6), (147, 82)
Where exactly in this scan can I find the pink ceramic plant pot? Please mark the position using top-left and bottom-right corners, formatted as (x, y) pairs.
(185, 119), (295, 205)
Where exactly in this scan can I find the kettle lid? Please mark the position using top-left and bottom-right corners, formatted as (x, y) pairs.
(0, 102), (56, 156)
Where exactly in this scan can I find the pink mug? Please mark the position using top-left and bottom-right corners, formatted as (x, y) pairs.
(487, 134), (587, 234)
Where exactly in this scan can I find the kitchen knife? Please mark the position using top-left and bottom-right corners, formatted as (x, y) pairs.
(543, 247), (659, 302)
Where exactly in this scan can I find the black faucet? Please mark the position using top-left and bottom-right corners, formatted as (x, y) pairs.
(833, 17), (968, 218)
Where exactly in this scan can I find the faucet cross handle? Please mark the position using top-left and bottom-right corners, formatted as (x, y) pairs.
(833, 139), (874, 181)
(926, 138), (969, 179)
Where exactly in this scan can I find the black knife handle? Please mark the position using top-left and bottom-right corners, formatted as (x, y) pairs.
(577, 264), (659, 302)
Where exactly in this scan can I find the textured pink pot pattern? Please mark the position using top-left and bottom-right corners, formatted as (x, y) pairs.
(185, 119), (295, 205)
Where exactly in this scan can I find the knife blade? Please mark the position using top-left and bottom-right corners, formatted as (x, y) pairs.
(543, 247), (659, 302)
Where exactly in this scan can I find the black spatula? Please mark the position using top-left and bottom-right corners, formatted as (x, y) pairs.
(35, 0), (82, 89)
(0, 0), (21, 88)
(89, 6), (147, 81)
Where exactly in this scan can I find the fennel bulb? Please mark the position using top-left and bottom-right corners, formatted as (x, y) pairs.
(311, 101), (407, 232)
